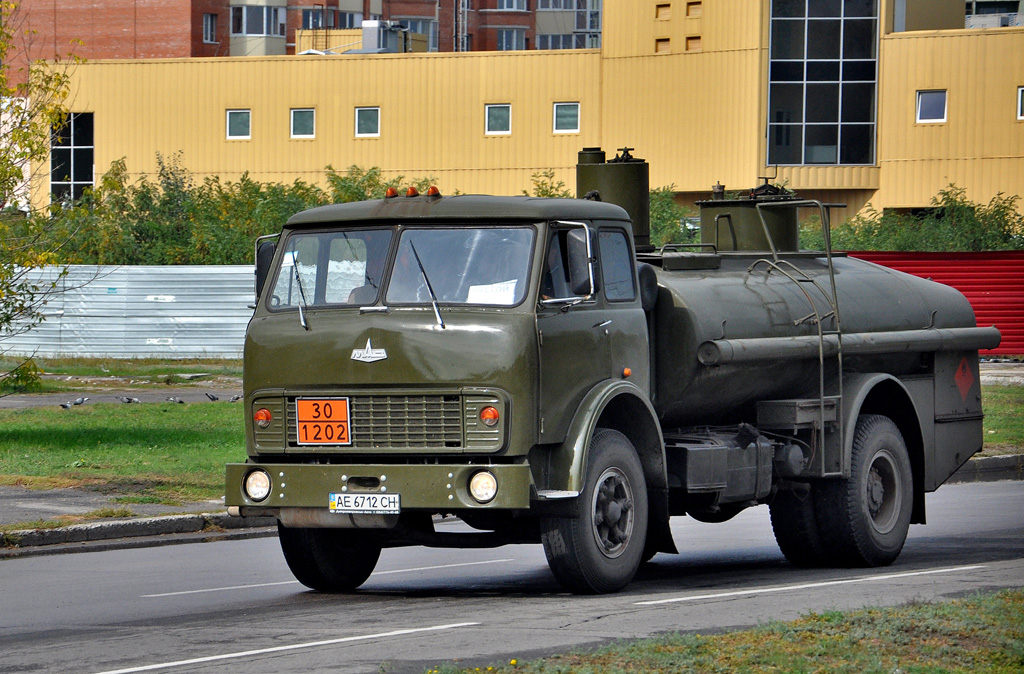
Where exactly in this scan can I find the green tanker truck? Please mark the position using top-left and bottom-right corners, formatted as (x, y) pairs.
(225, 148), (1001, 594)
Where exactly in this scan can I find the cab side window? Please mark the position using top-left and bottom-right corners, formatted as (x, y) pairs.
(598, 229), (636, 302)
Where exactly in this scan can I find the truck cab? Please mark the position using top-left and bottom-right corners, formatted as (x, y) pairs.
(226, 191), (660, 593)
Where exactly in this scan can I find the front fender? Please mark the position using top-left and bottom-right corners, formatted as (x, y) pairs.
(547, 378), (663, 494)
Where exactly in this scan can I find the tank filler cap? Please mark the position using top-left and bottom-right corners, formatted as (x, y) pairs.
(609, 147), (643, 163)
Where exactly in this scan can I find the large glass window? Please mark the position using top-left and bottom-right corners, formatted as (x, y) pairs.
(50, 112), (94, 203)
(1018, 86), (1024, 121)
(386, 228), (534, 306)
(767, 0), (878, 165)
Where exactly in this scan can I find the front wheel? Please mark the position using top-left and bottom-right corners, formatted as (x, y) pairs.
(277, 523), (382, 592)
(541, 429), (648, 593)
(818, 414), (914, 567)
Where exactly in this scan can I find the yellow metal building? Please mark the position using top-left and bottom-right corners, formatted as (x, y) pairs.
(42, 0), (1024, 222)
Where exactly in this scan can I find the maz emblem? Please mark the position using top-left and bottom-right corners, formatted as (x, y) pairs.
(351, 338), (387, 363)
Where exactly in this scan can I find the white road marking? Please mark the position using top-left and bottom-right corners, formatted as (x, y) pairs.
(90, 622), (480, 674)
(142, 558), (515, 597)
(634, 564), (987, 606)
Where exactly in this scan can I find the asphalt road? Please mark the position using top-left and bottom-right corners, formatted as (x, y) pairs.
(1, 480), (1021, 674)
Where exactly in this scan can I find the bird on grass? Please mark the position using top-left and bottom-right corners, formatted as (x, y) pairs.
(115, 396), (141, 404)
(166, 396), (186, 404)
(59, 401), (73, 409)
(73, 397), (89, 405)
(229, 394), (242, 402)
(205, 392), (219, 401)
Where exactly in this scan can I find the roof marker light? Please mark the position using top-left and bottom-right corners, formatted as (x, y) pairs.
(406, 186), (419, 197)
(426, 186), (441, 197)
(384, 187), (398, 198)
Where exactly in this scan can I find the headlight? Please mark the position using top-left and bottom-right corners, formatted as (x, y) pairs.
(244, 470), (272, 501)
(468, 471), (498, 503)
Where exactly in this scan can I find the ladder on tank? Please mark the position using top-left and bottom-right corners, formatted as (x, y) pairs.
(748, 200), (844, 475)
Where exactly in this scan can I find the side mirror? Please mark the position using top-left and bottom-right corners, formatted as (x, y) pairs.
(567, 227), (595, 297)
(255, 239), (277, 300)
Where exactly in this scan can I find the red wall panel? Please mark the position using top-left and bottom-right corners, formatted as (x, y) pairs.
(851, 251), (1024, 356)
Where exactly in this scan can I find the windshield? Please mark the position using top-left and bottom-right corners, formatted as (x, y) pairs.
(386, 228), (534, 306)
(267, 226), (534, 310)
(268, 229), (392, 308)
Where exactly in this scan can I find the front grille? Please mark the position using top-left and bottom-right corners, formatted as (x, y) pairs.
(287, 394), (464, 449)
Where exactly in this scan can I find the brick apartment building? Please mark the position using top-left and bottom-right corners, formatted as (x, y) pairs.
(11, 0), (602, 61)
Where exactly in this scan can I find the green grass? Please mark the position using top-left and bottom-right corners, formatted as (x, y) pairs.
(0, 402), (245, 502)
(422, 589), (1024, 674)
(1, 357), (243, 378)
(982, 385), (1024, 455)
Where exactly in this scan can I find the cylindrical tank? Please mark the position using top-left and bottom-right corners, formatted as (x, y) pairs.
(576, 147), (651, 250)
(695, 182), (800, 253)
(650, 253), (992, 426)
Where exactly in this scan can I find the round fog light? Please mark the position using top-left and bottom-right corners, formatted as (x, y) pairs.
(468, 471), (498, 503)
(244, 470), (272, 502)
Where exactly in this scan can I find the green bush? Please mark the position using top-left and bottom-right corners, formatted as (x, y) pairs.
(801, 185), (1024, 251)
(649, 185), (696, 248)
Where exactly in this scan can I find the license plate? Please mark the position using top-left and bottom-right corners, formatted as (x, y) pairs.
(329, 492), (401, 514)
(296, 398), (351, 445)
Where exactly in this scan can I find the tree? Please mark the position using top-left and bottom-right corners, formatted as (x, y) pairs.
(0, 1), (81, 387)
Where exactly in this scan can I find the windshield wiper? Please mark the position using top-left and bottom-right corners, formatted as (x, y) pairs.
(409, 242), (445, 330)
(292, 259), (311, 331)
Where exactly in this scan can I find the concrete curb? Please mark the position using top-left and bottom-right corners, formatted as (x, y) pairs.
(946, 454), (1024, 484)
(0, 513), (276, 558)
(2, 455), (1020, 558)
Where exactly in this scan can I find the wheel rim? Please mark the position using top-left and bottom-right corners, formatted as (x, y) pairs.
(590, 467), (634, 559)
(865, 449), (902, 535)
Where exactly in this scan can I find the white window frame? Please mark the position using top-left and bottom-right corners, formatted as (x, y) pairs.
(355, 107), (380, 137)
(916, 90), (947, 124)
(1018, 86), (1024, 121)
(498, 0), (527, 9)
(203, 13), (217, 43)
(290, 108), (315, 139)
(552, 101), (580, 133)
(231, 6), (285, 36)
(485, 104), (511, 135)
(496, 27), (526, 50)
(226, 109), (251, 139)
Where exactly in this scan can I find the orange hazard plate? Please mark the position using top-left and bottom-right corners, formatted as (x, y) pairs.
(296, 398), (351, 445)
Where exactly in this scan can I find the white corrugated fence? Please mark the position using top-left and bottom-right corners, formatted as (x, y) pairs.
(3, 266), (255, 359)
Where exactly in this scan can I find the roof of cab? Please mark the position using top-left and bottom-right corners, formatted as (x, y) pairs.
(285, 194), (631, 227)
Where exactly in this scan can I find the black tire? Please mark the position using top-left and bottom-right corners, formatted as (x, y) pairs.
(769, 486), (832, 567)
(818, 414), (914, 567)
(277, 523), (382, 592)
(541, 429), (648, 593)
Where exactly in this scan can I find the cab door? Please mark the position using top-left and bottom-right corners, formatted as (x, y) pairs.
(536, 222), (648, 444)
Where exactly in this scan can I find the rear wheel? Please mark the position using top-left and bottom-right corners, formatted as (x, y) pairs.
(277, 523), (382, 592)
(541, 429), (648, 593)
(818, 414), (913, 566)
